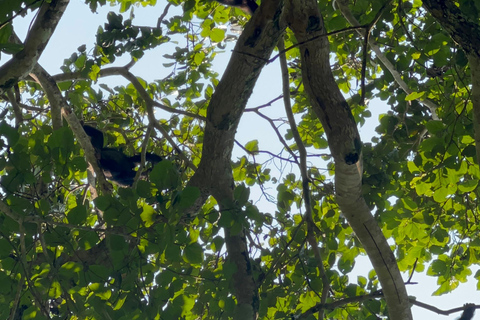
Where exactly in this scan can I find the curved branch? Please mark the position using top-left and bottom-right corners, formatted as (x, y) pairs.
(279, 37), (330, 318)
(30, 65), (63, 130)
(186, 1), (286, 318)
(284, 1), (412, 319)
(0, 0), (70, 93)
(6, 87), (23, 127)
(51, 66), (206, 121)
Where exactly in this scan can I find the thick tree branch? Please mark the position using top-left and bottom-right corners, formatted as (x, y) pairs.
(0, 0), (70, 93)
(421, 0), (480, 58)
(284, 1), (412, 319)
(186, 1), (286, 318)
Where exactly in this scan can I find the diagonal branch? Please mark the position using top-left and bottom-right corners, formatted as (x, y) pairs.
(337, 0), (439, 120)
(0, 0), (70, 93)
(284, 1), (412, 319)
(185, 1), (286, 319)
(29, 64), (111, 194)
(278, 37), (330, 319)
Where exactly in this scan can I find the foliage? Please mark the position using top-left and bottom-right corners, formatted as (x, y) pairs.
(0, 0), (479, 319)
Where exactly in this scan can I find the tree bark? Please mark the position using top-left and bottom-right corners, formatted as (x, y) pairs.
(0, 0), (70, 93)
(284, 1), (413, 319)
(188, 1), (286, 318)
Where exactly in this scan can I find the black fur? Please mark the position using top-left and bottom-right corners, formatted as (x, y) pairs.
(83, 125), (162, 186)
(215, 0), (258, 14)
(459, 305), (476, 320)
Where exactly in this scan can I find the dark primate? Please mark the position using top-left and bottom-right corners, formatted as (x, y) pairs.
(215, 0), (258, 14)
(459, 304), (476, 320)
(83, 125), (162, 186)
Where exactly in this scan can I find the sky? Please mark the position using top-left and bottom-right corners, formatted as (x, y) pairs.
(4, 0), (480, 318)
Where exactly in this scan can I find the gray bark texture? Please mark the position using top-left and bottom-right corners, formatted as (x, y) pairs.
(284, 1), (413, 319)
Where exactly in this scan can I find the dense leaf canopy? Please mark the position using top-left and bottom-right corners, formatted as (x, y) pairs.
(0, 0), (480, 319)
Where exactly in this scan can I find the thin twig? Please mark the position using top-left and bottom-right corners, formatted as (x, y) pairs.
(278, 37), (330, 318)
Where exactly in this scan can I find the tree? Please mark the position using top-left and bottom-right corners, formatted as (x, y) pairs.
(0, 0), (479, 319)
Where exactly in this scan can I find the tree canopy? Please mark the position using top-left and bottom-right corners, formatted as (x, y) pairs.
(0, 0), (480, 319)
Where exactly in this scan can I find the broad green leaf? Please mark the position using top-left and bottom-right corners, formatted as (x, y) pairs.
(210, 28), (225, 42)
(183, 242), (204, 264)
(405, 91), (425, 101)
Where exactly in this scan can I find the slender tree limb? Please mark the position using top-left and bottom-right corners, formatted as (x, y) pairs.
(0, 0), (42, 30)
(0, 199), (22, 222)
(6, 88), (23, 127)
(234, 140), (298, 163)
(27, 63), (110, 193)
(250, 108), (299, 164)
(9, 272), (25, 320)
(61, 107), (112, 194)
(120, 69), (197, 171)
(278, 37), (330, 318)
(270, 25), (367, 62)
(157, 2), (172, 29)
(30, 65), (63, 130)
(336, 0), (439, 120)
(410, 300), (479, 317)
(298, 291), (383, 319)
(50, 66), (206, 121)
(132, 124), (154, 188)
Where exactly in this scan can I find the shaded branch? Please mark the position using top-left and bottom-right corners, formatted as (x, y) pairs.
(30, 65), (63, 130)
(6, 87), (23, 127)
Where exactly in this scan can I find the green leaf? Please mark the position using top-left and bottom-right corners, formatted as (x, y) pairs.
(424, 120), (445, 134)
(245, 139), (259, 154)
(433, 187), (449, 203)
(150, 160), (180, 190)
(183, 242), (204, 264)
(211, 236), (224, 252)
(0, 238), (12, 258)
(405, 91), (425, 101)
(428, 259), (447, 276)
(140, 205), (156, 227)
(48, 281), (62, 299)
(175, 186), (201, 211)
(458, 179), (478, 193)
(136, 179), (152, 197)
(67, 204), (87, 225)
(210, 28), (225, 42)
(0, 42), (23, 54)
(194, 51), (205, 65)
(94, 197), (111, 211)
(234, 184), (250, 205)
